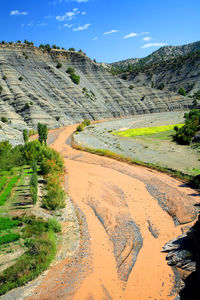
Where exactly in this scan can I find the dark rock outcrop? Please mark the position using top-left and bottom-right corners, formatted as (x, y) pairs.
(163, 213), (200, 299)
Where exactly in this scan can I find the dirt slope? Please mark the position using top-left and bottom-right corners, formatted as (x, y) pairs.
(26, 126), (200, 300)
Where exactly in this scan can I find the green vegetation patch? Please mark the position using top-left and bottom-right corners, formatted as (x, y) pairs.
(0, 216), (59, 296)
(113, 124), (184, 137)
(0, 177), (7, 192)
(0, 217), (19, 231)
(0, 176), (19, 206)
(0, 233), (20, 245)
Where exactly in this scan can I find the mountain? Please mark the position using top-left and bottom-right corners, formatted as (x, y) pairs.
(0, 43), (193, 144)
(110, 41), (200, 68)
(128, 50), (200, 96)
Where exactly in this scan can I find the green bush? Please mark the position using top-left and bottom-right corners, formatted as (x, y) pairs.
(76, 124), (84, 132)
(69, 47), (75, 51)
(0, 217), (57, 296)
(66, 67), (75, 74)
(37, 123), (48, 145)
(190, 174), (200, 189)
(23, 129), (28, 143)
(42, 173), (65, 211)
(173, 109), (200, 145)
(56, 63), (62, 69)
(0, 176), (19, 205)
(157, 83), (165, 90)
(0, 217), (19, 231)
(70, 73), (80, 85)
(0, 142), (25, 171)
(0, 233), (20, 245)
(178, 87), (186, 96)
(83, 119), (91, 126)
(0, 177), (7, 192)
(30, 172), (38, 205)
(47, 218), (61, 233)
(18, 76), (23, 81)
(1, 117), (8, 123)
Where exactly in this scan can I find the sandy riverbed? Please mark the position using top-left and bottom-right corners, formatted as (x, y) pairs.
(23, 125), (200, 300)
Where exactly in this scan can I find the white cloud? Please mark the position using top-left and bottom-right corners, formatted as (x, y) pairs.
(123, 32), (138, 39)
(143, 36), (152, 41)
(104, 29), (119, 35)
(93, 36), (98, 40)
(10, 10), (28, 16)
(64, 23), (73, 28)
(82, 11), (86, 15)
(73, 23), (90, 31)
(141, 43), (167, 48)
(56, 9), (80, 21)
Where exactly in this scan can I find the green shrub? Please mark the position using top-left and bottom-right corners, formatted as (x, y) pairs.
(83, 119), (91, 126)
(0, 177), (7, 192)
(190, 174), (200, 189)
(47, 218), (61, 233)
(42, 174), (65, 210)
(66, 67), (75, 74)
(56, 63), (62, 69)
(0, 85), (2, 94)
(0, 142), (25, 171)
(2, 76), (7, 80)
(0, 233), (20, 245)
(40, 146), (64, 175)
(173, 109), (200, 145)
(70, 73), (80, 85)
(18, 76), (23, 81)
(76, 124), (84, 132)
(30, 172), (38, 205)
(0, 217), (57, 296)
(69, 47), (75, 51)
(178, 87), (186, 96)
(174, 125), (179, 132)
(129, 85), (134, 90)
(37, 123), (48, 145)
(157, 83), (165, 90)
(1, 117), (8, 123)
(0, 176), (19, 205)
(23, 129), (28, 143)
(0, 217), (19, 231)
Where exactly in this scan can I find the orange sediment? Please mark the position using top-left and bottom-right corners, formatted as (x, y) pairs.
(27, 126), (200, 300)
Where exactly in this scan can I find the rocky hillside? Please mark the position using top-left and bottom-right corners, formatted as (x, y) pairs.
(127, 50), (200, 96)
(0, 43), (193, 144)
(111, 41), (200, 68)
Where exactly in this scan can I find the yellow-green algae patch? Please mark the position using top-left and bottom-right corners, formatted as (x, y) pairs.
(113, 124), (184, 137)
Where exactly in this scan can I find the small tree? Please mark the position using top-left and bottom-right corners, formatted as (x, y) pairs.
(37, 123), (48, 145)
(0, 85), (2, 94)
(157, 83), (165, 90)
(69, 47), (75, 51)
(56, 63), (62, 69)
(23, 129), (29, 144)
(178, 87), (186, 96)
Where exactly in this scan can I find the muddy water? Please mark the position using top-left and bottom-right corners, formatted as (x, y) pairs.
(28, 126), (200, 300)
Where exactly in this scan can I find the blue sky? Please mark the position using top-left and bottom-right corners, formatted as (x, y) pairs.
(0, 0), (200, 63)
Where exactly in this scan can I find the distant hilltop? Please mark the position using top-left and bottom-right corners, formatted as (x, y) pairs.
(110, 41), (200, 68)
